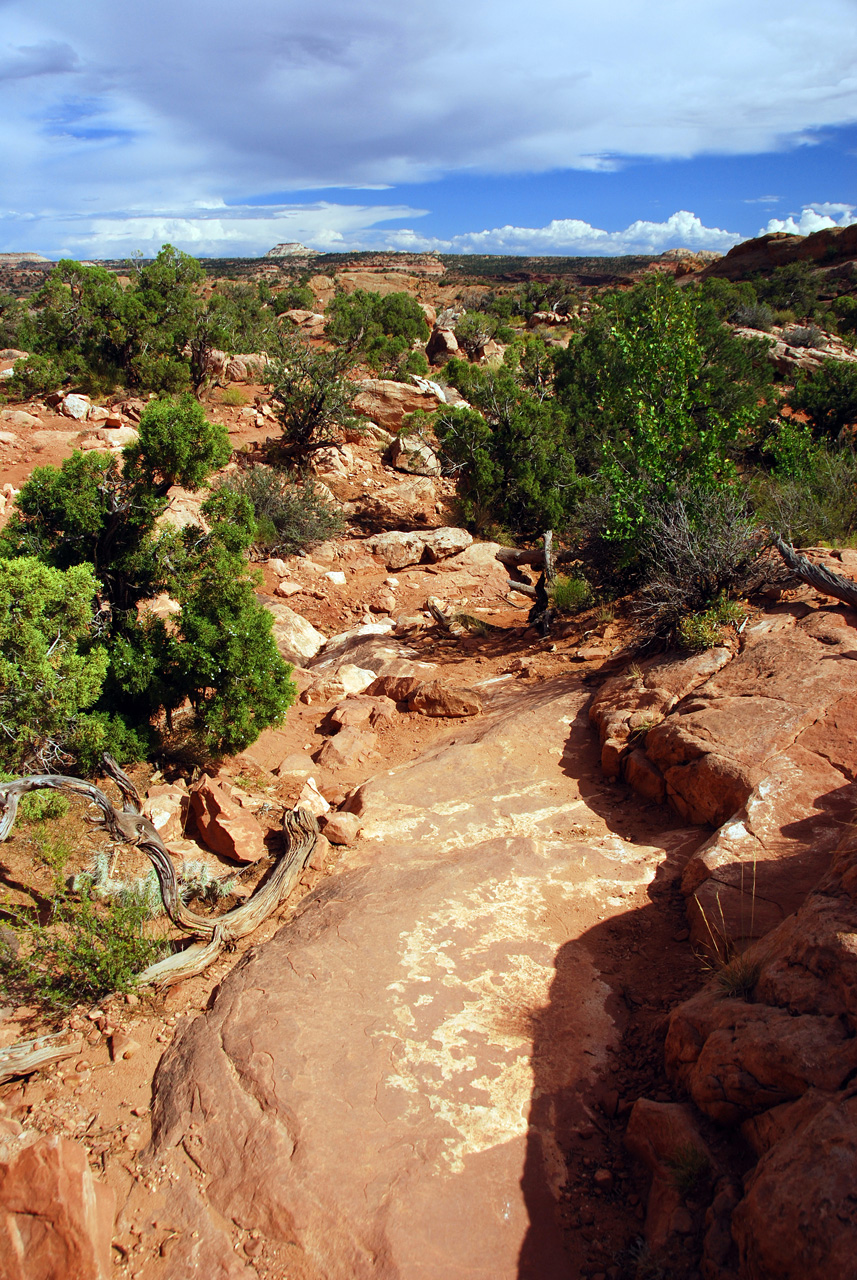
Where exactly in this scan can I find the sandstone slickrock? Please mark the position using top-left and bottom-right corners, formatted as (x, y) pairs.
(144, 781), (189, 843)
(388, 433), (440, 476)
(190, 776), (267, 863)
(150, 676), (702, 1280)
(0, 1134), (115, 1280)
(592, 602), (857, 948)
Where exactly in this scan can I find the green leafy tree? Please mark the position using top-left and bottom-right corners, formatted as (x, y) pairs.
(326, 289), (428, 376)
(554, 277), (774, 575)
(437, 354), (580, 536)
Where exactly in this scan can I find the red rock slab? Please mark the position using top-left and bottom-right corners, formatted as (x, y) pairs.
(0, 1135), (115, 1280)
(150, 676), (698, 1280)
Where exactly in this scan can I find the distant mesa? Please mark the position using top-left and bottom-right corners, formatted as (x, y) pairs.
(657, 247), (722, 263)
(0, 252), (52, 265)
(265, 243), (320, 258)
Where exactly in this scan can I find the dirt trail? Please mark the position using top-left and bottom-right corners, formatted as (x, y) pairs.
(0, 397), (720, 1279)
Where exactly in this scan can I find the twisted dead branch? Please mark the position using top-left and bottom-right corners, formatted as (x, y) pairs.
(773, 535), (857, 609)
(0, 757), (319, 989)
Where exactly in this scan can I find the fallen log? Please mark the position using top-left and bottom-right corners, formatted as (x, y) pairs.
(773, 535), (857, 609)
(0, 1032), (83, 1085)
(0, 758), (319, 989)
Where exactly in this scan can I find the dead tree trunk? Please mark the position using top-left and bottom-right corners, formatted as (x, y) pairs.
(773, 535), (857, 609)
(0, 757), (318, 989)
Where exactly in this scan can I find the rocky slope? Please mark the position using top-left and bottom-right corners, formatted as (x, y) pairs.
(1, 379), (856, 1279)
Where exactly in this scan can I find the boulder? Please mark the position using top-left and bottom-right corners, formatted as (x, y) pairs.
(407, 680), (483, 718)
(58, 393), (91, 421)
(426, 326), (459, 365)
(262, 600), (327, 665)
(624, 1099), (713, 1254)
(282, 309), (326, 337)
(0, 1134), (115, 1280)
(352, 378), (443, 431)
(313, 725), (378, 768)
(320, 812), (362, 846)
(731, 1089), (857, 1280)
(389, 433), (440, 476)
(365, 527), (471, 570)
(190, 777), (267, 863)
(145, 781), (189, 843)
(0, 409), (40, 429)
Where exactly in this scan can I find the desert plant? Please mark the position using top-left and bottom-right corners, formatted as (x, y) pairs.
(634, 486), (761, 641)
(0, 879), (169, 1009)
(730, 301), (775, 331)
(551, 575), (593, 614)
(266, 337), (357, 459)
(677, 597), (743, 651)
(752, 443), (857, 544)
(787, 360), (857, 442)
(666, 1141), (711, 1197)
(784, 324), (825, 349)
(716, 953), (761, 1000)
(216, 463), (343, 555)
(221, 385), (248, 406)
(4, 354), (68, 400)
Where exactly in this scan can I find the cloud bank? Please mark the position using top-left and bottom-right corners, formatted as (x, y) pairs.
(3, 204), (743, 260)
(763, 202), (857, 236)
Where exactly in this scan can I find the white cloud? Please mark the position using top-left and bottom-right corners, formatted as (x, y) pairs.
(0, 201), (429, 259)
(0, 0), (855, 231)
(379, 210), (742, 257)
(763, 202), (857, 235)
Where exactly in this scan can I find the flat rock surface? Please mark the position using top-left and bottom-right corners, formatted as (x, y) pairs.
(150, 676), (704, 1280)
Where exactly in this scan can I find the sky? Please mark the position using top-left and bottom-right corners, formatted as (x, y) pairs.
(1, 0), (856, 260)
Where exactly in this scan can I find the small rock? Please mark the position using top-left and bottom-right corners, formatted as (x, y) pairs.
(407, 680), (483, 718)
(321, 812), (362, 846)
(109, 1032), (140, 1062)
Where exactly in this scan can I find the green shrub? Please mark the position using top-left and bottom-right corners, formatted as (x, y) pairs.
(220, 385), (248, 406)
(217, 464), (343, 555)
(0, 879), (169, 1009)
(325, 289), (428, 375)
(787, 360), (857, 441)
(784, 324), (825, 349)
(0, 776), (69, 822)
(266, 337), (357, 458)
(4, 354), (68, 400)
(751, 445), (857, 545)
(678, 596), (744, 651)
(126, 394), (231, 491)
(0, 558), (109, 773)
(551, 575), (593, 613)
(271, 282), (315, 314)
(730, 302), (774, 331)
(666, 1142), (711, 1197)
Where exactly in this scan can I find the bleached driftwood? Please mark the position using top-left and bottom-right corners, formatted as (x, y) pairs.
(0, 1031), (83, 1085)
(0, 757), (318, 989)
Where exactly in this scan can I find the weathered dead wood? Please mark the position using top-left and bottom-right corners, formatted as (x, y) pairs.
(0, 759), (319, 989)
(506, 579), (537, 598)
(495, 545), (578, 569)
(773, 535), (857, 609)
(0, 1031), (83, 1085)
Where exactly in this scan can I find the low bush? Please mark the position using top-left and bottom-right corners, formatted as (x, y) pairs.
(787, 360), (857, 441)
(751, 444), (857, 545)
(633, 486), (761, 641)
(217, 464), (343, 555)
(730, 302), (774, 331)
(1, 879), (169, 1009)
(551, 575), (593, 614)
(784, 324), (825, 349)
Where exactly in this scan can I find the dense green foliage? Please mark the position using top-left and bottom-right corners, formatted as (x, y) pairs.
(325, 288), (429, 376)
(3, 245), (281, 398)
(1, 873), (168, 1008)
(0, 397), (295, 764)
(0, 559), (109, 771)
(787, 360), (857, 441)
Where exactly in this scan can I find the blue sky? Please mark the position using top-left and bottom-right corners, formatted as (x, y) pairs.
(1, 0), (855, 259)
